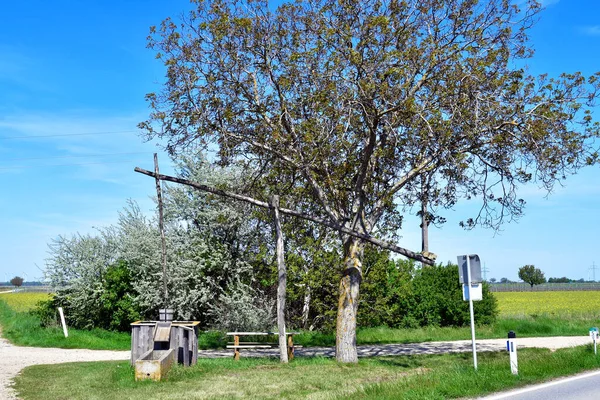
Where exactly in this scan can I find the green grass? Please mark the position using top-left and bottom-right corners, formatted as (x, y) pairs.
(0, 292), (600, 350)
(292, 316), (600, 348)
(2, 290), (599, 352)
(0, 299), (130, 350)
(13, 346), (600, 399)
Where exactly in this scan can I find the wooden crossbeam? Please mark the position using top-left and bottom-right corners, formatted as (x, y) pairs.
(134, 167), (435, 265)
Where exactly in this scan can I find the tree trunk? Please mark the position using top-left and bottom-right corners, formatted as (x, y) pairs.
(271, 195), (288, 363)
(301, 264), (311, 330)
(335, 237), (364, 363)
(421, 177), (429, 258)
(421, 198), (429, 253)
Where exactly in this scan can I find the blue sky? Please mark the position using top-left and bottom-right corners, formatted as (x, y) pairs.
(0, 0), (599, 283)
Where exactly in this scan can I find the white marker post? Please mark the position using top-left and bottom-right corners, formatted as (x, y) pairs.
(507, 330), (518, 375)
(58, 307), (69, 338)
(466, 256), (477, 370)
(590, 327), (598, 355)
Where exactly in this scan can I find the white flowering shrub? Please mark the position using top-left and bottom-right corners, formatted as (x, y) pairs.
(43, 156), (274, 331)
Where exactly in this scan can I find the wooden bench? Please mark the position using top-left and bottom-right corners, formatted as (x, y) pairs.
(226, 332), (301, 360)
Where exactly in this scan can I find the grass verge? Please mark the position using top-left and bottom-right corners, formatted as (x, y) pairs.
(293, 315), (599, 347)
(13, 346), (600, 399)
(0, 299), (130, 350)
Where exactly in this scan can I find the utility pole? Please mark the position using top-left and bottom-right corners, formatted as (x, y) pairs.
(482, 263), (489, 282)
(589, 262), (598, 282)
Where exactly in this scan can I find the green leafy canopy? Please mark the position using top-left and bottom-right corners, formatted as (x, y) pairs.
(141, 0), (600, 238)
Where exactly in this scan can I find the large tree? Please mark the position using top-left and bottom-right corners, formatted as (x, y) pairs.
(141, 0), (600, 362)
(10, 276), (23, 289)
(518, 264), (546, 288)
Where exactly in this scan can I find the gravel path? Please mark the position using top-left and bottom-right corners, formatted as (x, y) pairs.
(0, 333), (129, 400)
(198, 336), (591, 358)
(0, 333), (591, 399)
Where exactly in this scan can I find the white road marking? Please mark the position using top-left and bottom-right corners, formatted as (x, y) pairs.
(481, 369), (600, 399)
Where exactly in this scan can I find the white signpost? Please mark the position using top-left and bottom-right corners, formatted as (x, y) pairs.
(590, 327), (599, 355)
(507, 331), (518, 375)
(457, 254), (482, 370)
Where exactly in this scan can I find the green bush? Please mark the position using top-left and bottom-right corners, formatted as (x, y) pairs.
(33, 297), (60, 328)
(358, 254), (498, 329)
(35, 260), (141, 332)
(410, 263), (498, 327)
(358, 249), (415, 328)
(98, 260), (142, 331)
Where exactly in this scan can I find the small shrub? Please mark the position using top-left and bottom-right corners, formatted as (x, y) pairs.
(410, 263), (498, 327)
(33, 297), (60, 328)
(98, 260), (141, 331)
(198, 330), (228, 349)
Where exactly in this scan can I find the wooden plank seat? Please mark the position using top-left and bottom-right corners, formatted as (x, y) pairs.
(226, 332), (301, 360)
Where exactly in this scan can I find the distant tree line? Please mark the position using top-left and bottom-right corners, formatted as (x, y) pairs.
(489, 276), (594, 284)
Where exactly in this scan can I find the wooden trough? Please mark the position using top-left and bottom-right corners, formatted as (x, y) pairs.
(131, 321), (200, 367)
(135, 349), (175, 381)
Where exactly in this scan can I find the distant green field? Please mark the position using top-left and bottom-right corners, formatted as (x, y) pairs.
(495, 291), (600, 318)
(0, 292), (50, 312)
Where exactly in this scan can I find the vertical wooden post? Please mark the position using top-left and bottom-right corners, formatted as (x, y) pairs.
(182, 329), (190, 366)
(270, 195), (289, 363)
(58, 307), (68, 338)
(421, 178), (429, 254)
(154, 154), (168, 308)
(287, 334), (294, 361)
(234, 334), (240, 361)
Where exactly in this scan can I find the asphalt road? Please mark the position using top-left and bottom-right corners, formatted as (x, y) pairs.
(480, 370), (600, 400)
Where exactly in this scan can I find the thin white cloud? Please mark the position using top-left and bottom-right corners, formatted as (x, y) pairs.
(0, 111), (169, 173)
(540, 0), (560, 6)
(579, 25), (600, 36)
(0, 45), (56, 92)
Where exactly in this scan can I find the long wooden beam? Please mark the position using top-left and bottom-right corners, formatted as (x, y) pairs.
(134, 167), (436, 265)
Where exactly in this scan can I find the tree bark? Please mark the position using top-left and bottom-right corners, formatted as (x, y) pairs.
(270, 195), (288, 363)
(421, 198), (429, 254)
(301, 263), (311, 329)
(335, 237), (364, 363)
(421, 177), (429, 264)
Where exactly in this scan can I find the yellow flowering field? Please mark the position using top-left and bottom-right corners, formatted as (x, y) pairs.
(0, 292), (50, 312)
(495, 291), (600, 318)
